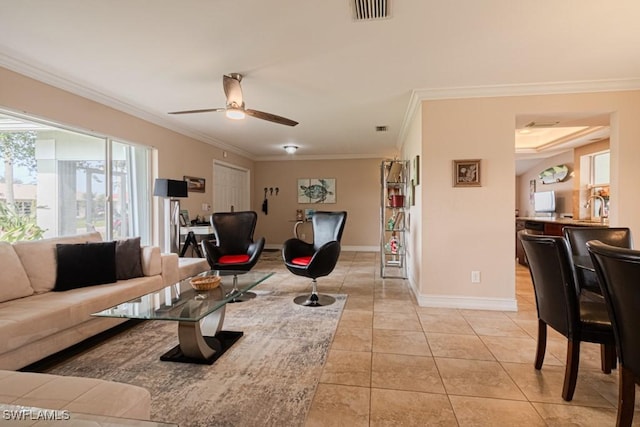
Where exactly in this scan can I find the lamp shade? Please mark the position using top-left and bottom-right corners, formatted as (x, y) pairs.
(153, 179), (188, 198)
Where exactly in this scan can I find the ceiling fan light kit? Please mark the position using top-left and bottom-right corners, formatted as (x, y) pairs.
(225, 108), (246, 120)
(169, 73), (298, 127)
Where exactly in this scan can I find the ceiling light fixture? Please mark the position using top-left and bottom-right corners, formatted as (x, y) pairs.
(284, 145), (298, 154)
(225, 108), (246, 120)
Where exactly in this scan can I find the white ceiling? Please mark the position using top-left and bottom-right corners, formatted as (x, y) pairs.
(1, 1), (639, 162)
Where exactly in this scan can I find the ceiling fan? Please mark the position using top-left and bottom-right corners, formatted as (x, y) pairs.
(168, 73), (298, 127)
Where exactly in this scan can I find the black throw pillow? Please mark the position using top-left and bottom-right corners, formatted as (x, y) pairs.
(115, 237), (143, 280)
(54, 241), (117, 291)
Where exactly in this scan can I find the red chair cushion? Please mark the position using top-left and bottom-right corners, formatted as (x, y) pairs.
(219, 254), (251, 264)
(292, 256), (312, 266)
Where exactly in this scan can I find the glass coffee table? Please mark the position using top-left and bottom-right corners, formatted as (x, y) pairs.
(93, 270), (273, 365)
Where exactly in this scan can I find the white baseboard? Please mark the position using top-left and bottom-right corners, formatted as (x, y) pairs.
(342, 245), (378, 252)
(416, 293), (518, 312)
(264, 244), (378, 252)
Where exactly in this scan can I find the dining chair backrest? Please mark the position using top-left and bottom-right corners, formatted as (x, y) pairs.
(587, 240), (640, 376)
(563, 227), (632, 257)
(518, 231), (579, 338)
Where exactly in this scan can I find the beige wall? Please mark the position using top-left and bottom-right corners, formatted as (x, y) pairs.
(5, 66), (640, 309)
(516, 150), (574, 218)
(253, 158), (383, 249)
(0, 66), (254, 247)
(409, 90), (640, 310)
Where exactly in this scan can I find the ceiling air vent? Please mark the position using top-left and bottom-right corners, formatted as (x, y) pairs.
(525, 121), (560, 128)
(375, 125), (388, 132)
(353, 0), (390, 21)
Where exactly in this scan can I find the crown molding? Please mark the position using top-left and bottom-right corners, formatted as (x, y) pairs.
(0, 53), (257, 161)
(255, 153), (385, 162)
(397, 78), (640, 148)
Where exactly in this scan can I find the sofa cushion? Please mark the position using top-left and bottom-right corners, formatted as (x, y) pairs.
(0, 274), (163, 356)
(54, 242), (117, 291)
(13, 232), (103, 294)
(115, 237), (143, 280)
(0, 242), (33, 303)
(0, 370), (151, 420)
(142, 246), (162, 277)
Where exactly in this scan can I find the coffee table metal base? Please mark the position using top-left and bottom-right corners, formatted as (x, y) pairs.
(160, 299), (241, 365)
(160, 330), (243, 365)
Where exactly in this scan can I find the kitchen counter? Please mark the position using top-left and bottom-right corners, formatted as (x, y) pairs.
(516, 216), (608, 227)
(515, 217), (607, 265)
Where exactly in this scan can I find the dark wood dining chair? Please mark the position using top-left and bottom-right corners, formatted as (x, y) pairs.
(518, 230), (616, 401)
(563, 227), (632, 299)
(588, 240), (640, 427)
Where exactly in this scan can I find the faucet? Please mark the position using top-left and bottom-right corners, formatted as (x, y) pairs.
(585, 195), (607, 224)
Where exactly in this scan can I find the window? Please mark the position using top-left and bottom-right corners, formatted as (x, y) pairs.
(0, 111), (152, 243)
(581, 150), (611, 218)
(592, 151), (610, 186)
(111, 140), (151, 243)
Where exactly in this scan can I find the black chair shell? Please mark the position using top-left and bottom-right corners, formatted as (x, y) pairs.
(200, 211), (265, 302)
(282, 211), (347, 306)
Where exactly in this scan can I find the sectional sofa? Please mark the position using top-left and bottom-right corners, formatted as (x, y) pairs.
(0, 231), (183, 371)
(0, 231), (208, 421)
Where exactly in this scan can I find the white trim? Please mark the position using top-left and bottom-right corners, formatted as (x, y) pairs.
(0, 54), (256, 160)
(412, 79), (640, 101)
(257, 153), (385, 162)
(416, 293), (518, 312)
(264, 244), (379, 252)
(342, 245), (378, 252)
(397, 78), (640, 149)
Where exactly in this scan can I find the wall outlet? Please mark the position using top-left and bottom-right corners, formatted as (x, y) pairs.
(471, 271), (481, 283)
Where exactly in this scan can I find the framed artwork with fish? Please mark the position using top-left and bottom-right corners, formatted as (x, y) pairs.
(297, 178), (336, 203)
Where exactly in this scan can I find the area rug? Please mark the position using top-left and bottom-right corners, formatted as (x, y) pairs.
(46, 291), (347, 427)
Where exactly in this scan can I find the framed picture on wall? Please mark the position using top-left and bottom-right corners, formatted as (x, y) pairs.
(453, 159), (481, 187)
(184, 176), (205, 193)
(297, 178), (336, 203)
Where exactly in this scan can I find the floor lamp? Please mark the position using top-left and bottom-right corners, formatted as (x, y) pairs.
(154, 178), (188, 254)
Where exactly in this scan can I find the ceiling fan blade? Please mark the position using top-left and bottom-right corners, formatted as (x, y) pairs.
(246, 109), (299, 127)
(223, 74), (244, 107)
(168, 108), (225, 115)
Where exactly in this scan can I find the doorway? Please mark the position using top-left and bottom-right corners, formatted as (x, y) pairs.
(212, 161), (250, 213)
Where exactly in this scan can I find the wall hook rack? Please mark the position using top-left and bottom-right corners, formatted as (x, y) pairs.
(263, 186), (279, 197)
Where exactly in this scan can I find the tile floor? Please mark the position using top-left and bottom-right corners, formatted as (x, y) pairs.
(256, 251), (639, 426)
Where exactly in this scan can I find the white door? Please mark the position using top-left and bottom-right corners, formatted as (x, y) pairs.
(212, 161), (250, 212)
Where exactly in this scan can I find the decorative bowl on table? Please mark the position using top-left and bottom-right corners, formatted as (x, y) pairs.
(189, 275), (221, 291)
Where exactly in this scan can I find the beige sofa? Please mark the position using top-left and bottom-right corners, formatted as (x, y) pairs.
(0, 232), (180, 371)
(0, 370), (152, 420)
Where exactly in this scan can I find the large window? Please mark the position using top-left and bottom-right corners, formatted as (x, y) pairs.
(0, 111), (152, 243)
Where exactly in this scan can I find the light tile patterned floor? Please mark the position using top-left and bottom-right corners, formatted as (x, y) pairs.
(256, 251), (640, 426)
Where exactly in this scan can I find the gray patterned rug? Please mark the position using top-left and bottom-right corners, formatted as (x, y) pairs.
(46, 291), (346, 427)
